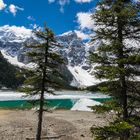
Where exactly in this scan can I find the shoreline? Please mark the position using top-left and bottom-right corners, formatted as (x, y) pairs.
(0, 109), (110, 140)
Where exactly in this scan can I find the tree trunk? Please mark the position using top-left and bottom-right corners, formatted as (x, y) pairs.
(36, 92), (44, 140)
(117, 15), (129, 140)
(120, 77), (129, 140)
(36, 39), (49, 140)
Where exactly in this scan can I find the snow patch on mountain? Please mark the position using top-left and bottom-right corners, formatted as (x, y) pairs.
(68, 66), (101, 88)
(1, 49), (37, 70)
(1, 50), (25, 67)
(0, 25), (96, 88)
(0, 25), (33, 43)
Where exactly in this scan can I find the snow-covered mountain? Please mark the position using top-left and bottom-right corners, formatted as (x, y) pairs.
(0, 25), (98, 88)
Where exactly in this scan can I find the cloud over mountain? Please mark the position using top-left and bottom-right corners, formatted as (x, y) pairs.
(76, 12), (94, 30)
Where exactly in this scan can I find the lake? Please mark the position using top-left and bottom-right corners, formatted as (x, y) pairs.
(0, 90), (111, 109)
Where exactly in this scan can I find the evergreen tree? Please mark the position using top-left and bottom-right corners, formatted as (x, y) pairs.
(90, 0), (140, 139)
(0, 51), (24, 89)
(20, 25), (64, 140)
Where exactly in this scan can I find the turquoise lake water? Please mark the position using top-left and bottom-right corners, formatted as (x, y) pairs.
(0, 90), (111, 109)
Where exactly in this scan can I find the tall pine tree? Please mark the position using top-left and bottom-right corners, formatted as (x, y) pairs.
(20, 25), (64, 140)
(90, 0), (140, 139)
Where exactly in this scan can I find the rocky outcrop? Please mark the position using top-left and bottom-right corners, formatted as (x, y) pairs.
(0, 25), (94, 87)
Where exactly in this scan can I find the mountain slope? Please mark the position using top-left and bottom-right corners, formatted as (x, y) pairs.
(0, 51), (23, 89)
(0, 25), (98, 88)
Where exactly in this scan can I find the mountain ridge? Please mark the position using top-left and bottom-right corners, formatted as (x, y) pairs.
(0, 25), (99, 88)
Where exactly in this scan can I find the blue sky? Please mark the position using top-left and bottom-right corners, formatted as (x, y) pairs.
(0, 0), (97, 36)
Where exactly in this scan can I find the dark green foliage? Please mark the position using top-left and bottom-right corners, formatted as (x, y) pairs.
(0, 52), (24, 89)
(91, 100), (121, 114)
(19, 25), (65, 140)
(91, 120), (133, 140)
(90, 0), (140, 139)
(20, 29), (66, 94)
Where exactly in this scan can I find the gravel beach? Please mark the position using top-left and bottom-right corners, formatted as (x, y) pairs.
(0, 109), (110, 140)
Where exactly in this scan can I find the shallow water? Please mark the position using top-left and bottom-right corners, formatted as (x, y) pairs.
(0, 90), (110, 101)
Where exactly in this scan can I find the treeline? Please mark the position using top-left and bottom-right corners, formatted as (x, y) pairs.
(0, 52), (24, 89)
(0, 51), (75, 90)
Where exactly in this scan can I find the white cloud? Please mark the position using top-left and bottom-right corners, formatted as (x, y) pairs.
(48, 0), (69, 13)
(74, 30), (90, 40)
(48, 0), (55, 3)
(30, 24), (43, 31)
(74, 0), (93, 3)
(59, 0), (69, 13)
(9, 4), (24, 16)
(0, 0), (6, 10)
(59, 0), (69, 5)
(48, 0), (92, 13)
(76, 12), (94, 30)
(27, 16), (36, 21)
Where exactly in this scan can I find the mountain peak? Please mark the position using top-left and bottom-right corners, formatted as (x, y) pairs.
(0, 25), (33, 43)
(0, 25), (93, 87)
(59, 30), (78, 38)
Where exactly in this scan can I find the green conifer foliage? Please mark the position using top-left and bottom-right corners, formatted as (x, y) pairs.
(0, 51), (24, 89)
(90, 0), (140, 139)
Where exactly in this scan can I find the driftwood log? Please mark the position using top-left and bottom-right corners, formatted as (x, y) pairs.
(26, 134), (66, 140)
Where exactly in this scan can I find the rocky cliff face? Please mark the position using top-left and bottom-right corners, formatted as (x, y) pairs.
(0, 26), (87, 65)
(56, 31), (86, 66)
(0, 25), (95, 88)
